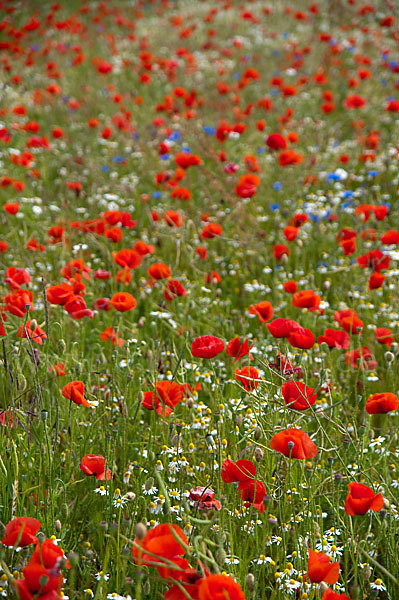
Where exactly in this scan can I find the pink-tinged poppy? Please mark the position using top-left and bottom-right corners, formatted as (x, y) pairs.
(235, 366), (259, 391)
(2, 517), (41, 547)
(268, 352), (303, 377)
(375, 327), (393, 347)
(270, 428), (317, 459)
(365, 392), (398, 415)
(80, 455), (111, 480)
(61, 381), (90, 407)
(318, 328), (350, 349)
(225, 337), (253, 362)
(189, 487), (222, 511)
(344, 482), (383, 515)
(282, 381), (317, 410)
(191, 335), (224, 358)
(307, 549), (340, 584)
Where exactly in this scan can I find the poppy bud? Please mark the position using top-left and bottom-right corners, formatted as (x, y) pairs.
(143, 581), (151, 595)
(138, 391), (144, 403)
(68, 552), (80, 566)
(17, 373), (27, 391)
(186, 397), (194, 408)
(384, 351), (394, 363)
(245, 573), (255, 591)
(361, 565), (372, 581)
(324, 280), (331, 290)
(134, 522), (147, 540)
(236, 414), (243, 426)
(40, 410), (48, 421)
(215, 548), (226, 565)
(254, 447), (263, 462)
(138, 317), (146, 328)
(319, 582), (328, 594)
(99, 521), (108, 531)
(29, 319), (38, 331)
(145, 477), (155, 491)
(254, 426), (262, 440)
(58, 339), (66, 354)
(55, 519), (62, 532)
(349, 584), (360, 599)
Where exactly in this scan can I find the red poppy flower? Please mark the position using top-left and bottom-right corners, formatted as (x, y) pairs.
(141, 381), (184, 417)
(375, 327), (393, 347)
(235, 366), (259, 391)
(46, 283), (75, 305)
(278, 149), (302, 166)
(344, 482), (384, 515)
(226, 337), (253, 362)
(307, 549), (340, 584)
(334, 309), (363, 334)
(100, 327), (125, 347)
(270, 428), (317, 459)
(4, 289), (33, 317)
(21, 538), (66, 597)
(164, 279), (187, 301)
(132, 523), (188, 566)
(198, 574), (245, 600)
(282, 381), (317, 410)
(365, 392), (398, 414)
(221, 459), (266, 509)
(317, 328), (350, 349)
(191, 335), (224, 358)
(249, 301), (274, 322)
(148, 262), (171, 280)
(110, 292), (137, 312)
(2, 517), (41, 547)
(284, 281), (297, 294)
(4, 202), (19, 215)
(189, 487), (222, 511)
(369, 272), (385, 290)
(266, 132), (287, 150)
(273, 244), (290, 260)
(266, 318), (302, 338)
(381, 229), (399, 245)
(17, 320), (47, 345)
(5, 267), (31, 289)
(287, 327), (315, 349)
(292, 289), (321, 311)
(357, 249), (390, 272)
(345, 346), (376, 370)
(175, 153), (202, 169)
(80, 455), (111, 480)
(61, 381), (90, 407)
(321, 589), (350, 600)
(113, 249), (142, 270)
(200, 223), (223, 239)
(284, 226), (299, 241)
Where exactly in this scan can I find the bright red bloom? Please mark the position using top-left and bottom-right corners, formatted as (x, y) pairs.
(200, 223), (223, 239)
(357, 249), (390, 272)
(345, 346), (376, 370)
(365, 392), (398, 415)
(270, 428), (317, 459)
(80, 455), (111, 480)
(17, 320), (47, 345)
(287, 327), (315, 349)
(191, 335), (224, 358)
(164, 279), (187, 301)
(381, 229), (399, 245)
(284, 226), (299, 241)
(292, 289), (321, 311)
(61, 381), (90, 408)
(4, 289), (33, 317)
(369, 272), (385, 290)
(148, 262), (171, 280)
(221, 459), (266, 509)
(307, 549), (340, 584)
(334, 309), (363, 334)
(266, 132), (286, 150)
(375, 327), (393, 347)
(100, 327), (125, 346)
(46, 283), (75, 306)
(175, 153), (202, 169)
(284, 281), (297, 294)
(318, 328), (350, 349)
(110, 292), (137, 312)
(321, 589), (350, 600)
(235, 366), (259, 391)
(21, 538), (66, 597)
(189, 487), (222, 511)
(226, 337), (253, 362)
(132, 523), (188, 566)
(282, 381), (316, 410)
(273, 244), (290, 260)
(249, 301), (274, 322)
(198, 574), (245, 600)
(278, 149), (302, 166)
(113, 249), (142, 270)
(266, 318), (302, 338)
(5, 267), (31, 289)
(141, 381), (184, 417)
(344, 482), (384, 515)
(2, 517), (41, 547)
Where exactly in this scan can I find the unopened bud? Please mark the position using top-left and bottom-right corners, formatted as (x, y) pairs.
(323, 280), (331, 290)
(143, 580), (151, 595)
(254, 447), (263, 462)
(361, 565), (372, 581)
(254, 426), (262, 440)
(134, 522), (147, 541)
(319, 582), (328, 595)
(383, 497), (390, 510)
(384, 351), (394, 364)
(137, 391), (144, 403)
(186, 397), (194, 408)
(349, 584), (360, 599)
(55, 520), (62, 532)
(58, 339), (66, 354)
(40, 410), (48, 422)
(236, 414), (243, 427)
(215, 548), (226, 565)
(29, 319), (38, 331)
(138, 317), (146, 328)
(245, 573), (255, 591)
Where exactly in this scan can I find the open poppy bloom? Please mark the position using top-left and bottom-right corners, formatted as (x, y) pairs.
(374, 327), (393, 347)
(321, 590), (350, 600)
(318, 328), (350, 349)
(80, 455), (111, 480)
(307, 549), (340, 584)
(191, 335), (224, 358)
(334, 309), (363, 334)
(287, 326), (315, 349)
(266, 318), (302, 338)
(282, 381), (317, 410)
(222, 459), (266, 511)
(132, 523), (188, 568)
(148, 262), (172, 280)
(17, 320), (47, 345)
(2, 517), (41, 547)
(61, 381), (90, 407)
(235, 366), (259, 391)
(248, 301), (274, 322)
(344, 482), (383, 515)
(197, 574), (245, 600)
(141, 381), (184, 417)
(365, 392), (398, 414)
(292, 289), (321, 311)
(16, 538), (67, 598)
(110, 292), (137, 312)
(189, 487), (222, 511)
(226, 337), (253, 362)
(270, 428), (317, 459)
